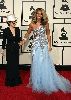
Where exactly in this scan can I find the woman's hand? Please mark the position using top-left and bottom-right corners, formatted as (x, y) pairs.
(21, 38), (27, 45)
(18, 39), (27, 46)
(48, 47), (52, 51)
(18, 41), (23, 46)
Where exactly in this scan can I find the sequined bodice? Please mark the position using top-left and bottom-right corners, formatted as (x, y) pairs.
(32, 26), (47, 49)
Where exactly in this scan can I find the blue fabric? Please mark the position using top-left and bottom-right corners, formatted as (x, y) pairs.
(29, 26), (71, 93)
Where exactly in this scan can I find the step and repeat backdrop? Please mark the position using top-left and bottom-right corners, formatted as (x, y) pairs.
(0, 0), (71, 65)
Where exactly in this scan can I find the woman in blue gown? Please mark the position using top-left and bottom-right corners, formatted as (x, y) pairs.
(22, 8), (71, 94)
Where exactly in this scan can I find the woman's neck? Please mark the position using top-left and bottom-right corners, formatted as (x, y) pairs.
(36, 21), (41, 26)
(37, 18), (41, 23)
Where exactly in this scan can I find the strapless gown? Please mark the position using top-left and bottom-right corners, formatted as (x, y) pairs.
(29, 26), (71, 94)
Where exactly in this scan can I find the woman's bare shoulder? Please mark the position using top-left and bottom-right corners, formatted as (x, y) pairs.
(29, 22), (35, 30)
(29, 22), (35, 27)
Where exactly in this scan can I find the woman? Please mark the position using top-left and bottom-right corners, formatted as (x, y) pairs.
(2, 14), (22, 86)
(22, 8), (71, 94)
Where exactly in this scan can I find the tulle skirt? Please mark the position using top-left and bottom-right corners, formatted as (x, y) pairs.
(29, 42), (71, 94)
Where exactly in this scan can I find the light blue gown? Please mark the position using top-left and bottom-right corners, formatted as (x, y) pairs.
(29, 26), (71, 93)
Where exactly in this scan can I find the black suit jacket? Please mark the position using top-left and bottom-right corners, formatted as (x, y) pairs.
(2, 27), (22, 60)
(2, 27), (21, 49)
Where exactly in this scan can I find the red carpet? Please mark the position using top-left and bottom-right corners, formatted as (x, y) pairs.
(0, 70), (71, 100)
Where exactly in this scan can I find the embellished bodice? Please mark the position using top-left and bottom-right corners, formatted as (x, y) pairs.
(32, 26), (47, 49)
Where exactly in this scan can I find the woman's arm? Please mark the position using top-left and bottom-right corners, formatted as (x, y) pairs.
(46, 23), (52, 51)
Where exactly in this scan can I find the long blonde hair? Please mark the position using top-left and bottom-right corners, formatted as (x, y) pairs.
(31, 8), (48, 26)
